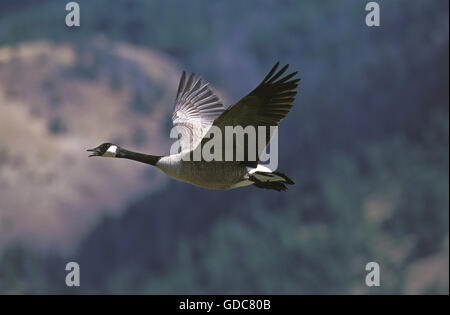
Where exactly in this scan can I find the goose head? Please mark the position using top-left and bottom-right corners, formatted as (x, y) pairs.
(87, 143), (119, 157)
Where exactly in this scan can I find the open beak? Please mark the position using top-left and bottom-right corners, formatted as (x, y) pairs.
(87, 147), (102, 157)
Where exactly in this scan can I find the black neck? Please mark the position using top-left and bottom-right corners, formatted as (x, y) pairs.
(116, 148), (161, 166)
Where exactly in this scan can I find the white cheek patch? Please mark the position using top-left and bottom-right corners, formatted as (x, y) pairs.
(103, 145), (117, 157)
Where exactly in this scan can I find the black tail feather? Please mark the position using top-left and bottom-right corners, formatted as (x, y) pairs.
(249, 171), (295, 192)
(271, 171), (295, 185)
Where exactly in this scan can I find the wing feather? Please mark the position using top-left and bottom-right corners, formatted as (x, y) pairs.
(201, 62), (300, 166)
(172, 72), (226, 152)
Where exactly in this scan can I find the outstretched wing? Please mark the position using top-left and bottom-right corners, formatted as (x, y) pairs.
(203, 62), (300, 166)
(172, 72), (226, 152)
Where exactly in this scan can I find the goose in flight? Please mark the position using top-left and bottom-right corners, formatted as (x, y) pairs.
(88, 62), (300, 191)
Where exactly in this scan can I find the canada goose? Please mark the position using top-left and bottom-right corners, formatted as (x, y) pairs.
(88, 62), (300, 191)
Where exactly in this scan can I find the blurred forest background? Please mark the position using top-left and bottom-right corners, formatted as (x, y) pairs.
(0, 0), (448, 294)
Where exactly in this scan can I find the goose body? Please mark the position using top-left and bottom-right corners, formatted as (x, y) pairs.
(156, 155), (250, 190)
(88, 62), (300, 191)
